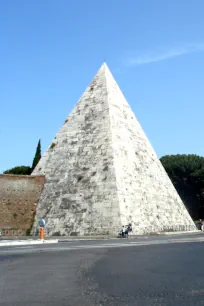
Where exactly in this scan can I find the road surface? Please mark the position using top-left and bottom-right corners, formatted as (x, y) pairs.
(0, 234), (204, 305)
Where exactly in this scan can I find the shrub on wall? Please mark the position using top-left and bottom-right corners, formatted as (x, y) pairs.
(3, 166), (31, 175)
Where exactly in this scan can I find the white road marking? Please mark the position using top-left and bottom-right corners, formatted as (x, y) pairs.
(13, 246), (36, 249)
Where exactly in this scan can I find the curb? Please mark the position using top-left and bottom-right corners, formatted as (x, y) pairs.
(0, 239), (58, 247)
(58, 237), (116, 242)
(160, 230), (200, 236)
(58, 231), (201, 241)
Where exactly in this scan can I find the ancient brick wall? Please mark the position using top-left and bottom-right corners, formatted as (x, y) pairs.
(0, 175), (45, 236)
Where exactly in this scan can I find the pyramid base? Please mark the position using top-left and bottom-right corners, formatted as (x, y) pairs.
(32, 222), (197, 237)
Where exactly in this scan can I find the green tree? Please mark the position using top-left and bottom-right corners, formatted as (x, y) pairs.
(32, 139), (41, 171)
(3, 166), (31, 175)
(160, 154), (204, 220)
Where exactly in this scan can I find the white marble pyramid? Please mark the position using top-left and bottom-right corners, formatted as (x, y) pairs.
(32, 63), (196, 236)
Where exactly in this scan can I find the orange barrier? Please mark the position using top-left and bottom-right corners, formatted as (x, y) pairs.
(40, 227), (44, 240)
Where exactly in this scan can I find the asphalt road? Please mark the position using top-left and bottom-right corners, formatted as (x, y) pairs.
(0, 235), (204, 306)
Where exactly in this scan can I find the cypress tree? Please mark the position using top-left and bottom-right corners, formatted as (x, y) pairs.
(32, 139), (41, 171)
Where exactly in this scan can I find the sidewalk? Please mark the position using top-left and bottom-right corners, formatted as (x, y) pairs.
(0, 230), (201, 246)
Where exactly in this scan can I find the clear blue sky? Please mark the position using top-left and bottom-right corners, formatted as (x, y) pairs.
(1, 0), (204, 173)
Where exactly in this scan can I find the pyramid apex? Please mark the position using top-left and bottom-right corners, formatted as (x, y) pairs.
(89, 62), (113, 87)
(98, 61), (110, 72)
(101, 61), (108, 67)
